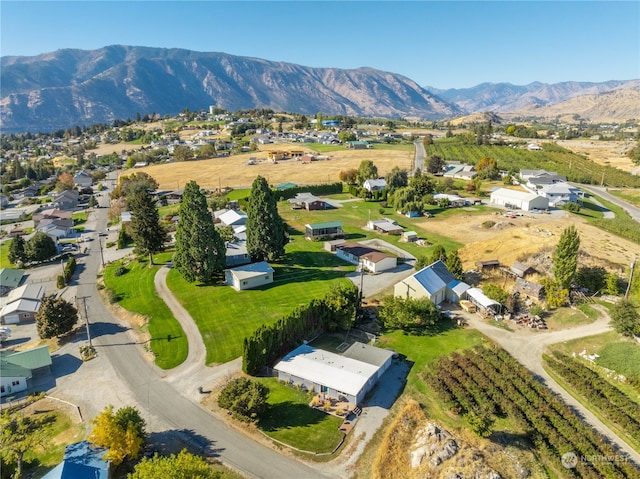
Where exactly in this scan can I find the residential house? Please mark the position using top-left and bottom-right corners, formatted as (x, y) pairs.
(42, 441), (111, 479)
(335, 242), (397, 273)
(53, 190), (79, 210)
(273, 343), (393, 406)
(537, 183), (582, 206)
(73, 171), (93, 188)
(218, 209), (247, 228)
(519, 169), (559, 182)
(433, 193), (468, 207)
(0, 345), (52, 397)
(366, 218), (403, 235)
(443, 164), (477, 180)
(33, 209), (72, 227)
(0, 268), (24, 296)
(225, 240), (251, 268)
(525, 173), (568, 190)
(37, 218), (74, 240)
(346, 140), (371, 149)
(305, 221), (343, 241)
(363, 178), (387, 192)
(288, 193), (328, 211)
(394, 260), (469, 305)
(490, 188), (549, 211)
(225, 261), (274, 291)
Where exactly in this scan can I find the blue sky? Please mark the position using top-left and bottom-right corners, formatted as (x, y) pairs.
(1, 1), (638, 89)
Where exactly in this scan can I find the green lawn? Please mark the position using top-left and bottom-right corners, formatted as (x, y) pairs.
(1, 241), (15, 268)
(256, 378), (344, 454)
(597, 342), (640, 377)
(166, 239), (353, 365)
(544, 303), (599, 329)
(609, 188), (640, 207)
(226, 188), (251, 201)
(103, 253), (188, 369)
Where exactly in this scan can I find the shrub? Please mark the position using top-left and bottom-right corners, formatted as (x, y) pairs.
(56, 275), (66, 289)
(218, 377), (268, 421)
(114, 266), (128, 277)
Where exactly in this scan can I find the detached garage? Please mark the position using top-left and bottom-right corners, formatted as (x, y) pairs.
(490, 188), (549, 211)
(225, 262), (274, 291)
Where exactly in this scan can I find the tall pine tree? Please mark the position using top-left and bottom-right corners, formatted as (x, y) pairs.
(246, 176), (286, 261)
(128, 189), (167, 265)
(553, 225), (581, 289)
(174, 181), (226, 283)
(445, 250), (464, 280)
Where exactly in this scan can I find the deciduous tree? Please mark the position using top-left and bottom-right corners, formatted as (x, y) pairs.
(8, 235), (27, 265)
(0, 411), (48, 479)
(218, 378), (268, 421)
(339, 168), (358, 184)
(89, 405), (146, 466)
(174, 181), (226, 283)
(378, 295), (441, 334)
(36, 296), (78, 339)
(385, 166), (408, 190)
(553, 225), (580, 289)
(445, 250), (464, 280)
(356, 160), (378, 185)
(128, 450), (219, 479)
(246, 176), (286, 262)
(611, 299), (640, 338)
(128, 189), (167, 265)
(26, 232), (57, 262)
(427, 155), (445, 174)
(55, 172), (75, 191)
(173, 145), (194, 162)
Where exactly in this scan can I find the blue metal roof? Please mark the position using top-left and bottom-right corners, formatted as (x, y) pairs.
(413, 260), (456, 294)
(42, 441), (110, 479)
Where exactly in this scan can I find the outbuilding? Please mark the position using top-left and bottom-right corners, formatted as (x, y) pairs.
(490, 188), (549, 211)
(225, 261), (274, 291)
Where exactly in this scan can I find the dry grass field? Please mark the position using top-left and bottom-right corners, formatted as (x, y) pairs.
(416, 210), (639, 270)
(556, 139), (637, 172)
(133, 143), (413, 190)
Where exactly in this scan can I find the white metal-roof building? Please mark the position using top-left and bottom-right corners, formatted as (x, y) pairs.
(225, 261), (274, 291)
(466, 287), (501, 314)
(490, 188), (549, 211)
(273, 343), (393, 405)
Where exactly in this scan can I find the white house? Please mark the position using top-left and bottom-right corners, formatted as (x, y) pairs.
(273, 343), (393, 406)
(394, 260), (469, 306)
(490, 188), (549, 211)
(538, 183), (582, 206)
(336, 242), (397, 273)
(0, 345), (52, 397)
(225, 261), (274, 291)
(363, 178), (387, 192)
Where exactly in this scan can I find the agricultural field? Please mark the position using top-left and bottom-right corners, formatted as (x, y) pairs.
(426, 346), (639, 478)
(555, 139), (638, 173)
(134, 142), (413, 190)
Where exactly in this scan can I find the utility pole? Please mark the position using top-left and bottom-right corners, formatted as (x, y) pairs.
(76, 295), (92, 348)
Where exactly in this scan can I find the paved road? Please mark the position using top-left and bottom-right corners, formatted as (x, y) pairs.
(464, 310), (640, 466)
(577, 184), (640, 223)
(413, 140), (425, 174)
(71, 175), (332, 479)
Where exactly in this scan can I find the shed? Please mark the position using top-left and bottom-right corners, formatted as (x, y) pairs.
(514, 277), (545, 301)
(225, 261), (274, 291)
(401, 231), (418, 242)
(367, 218), (403, 235)
(324, 239), (347, 252)
(476, 259), (500, 271)
(305, 221), (343, 240)
(511, 261), (535, 278)
(466, 287), (501, 314)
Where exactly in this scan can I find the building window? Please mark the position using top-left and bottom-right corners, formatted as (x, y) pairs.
(12, 380), (20, 386)
(242, 281), (247, 286)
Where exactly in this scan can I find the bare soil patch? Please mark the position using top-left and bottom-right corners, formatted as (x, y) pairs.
(134, 145), (412, 190)
(416, 211), (639, 269)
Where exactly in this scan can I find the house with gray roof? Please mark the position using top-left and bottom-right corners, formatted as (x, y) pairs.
(0, 268), (24, 296)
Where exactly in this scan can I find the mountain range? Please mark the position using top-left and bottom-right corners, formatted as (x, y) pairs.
(1, 45), (638, 133)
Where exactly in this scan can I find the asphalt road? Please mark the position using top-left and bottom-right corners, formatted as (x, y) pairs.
(413, 140), (425, 174)
(79, 175), (332, 479)
(577, 184), (640, 223)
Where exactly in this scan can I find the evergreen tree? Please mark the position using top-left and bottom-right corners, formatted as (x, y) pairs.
(428, 244), (448, 265)
(8, 235), (27, 264)
(445, 250), (464, 280)
(36, 296), (78, 339)
(553, 225), (581, 289)
(246, 176), (286, 261)
(26, 232), (57, 262)
(174, 181), (226, 283)
(128, 189), (167, 265)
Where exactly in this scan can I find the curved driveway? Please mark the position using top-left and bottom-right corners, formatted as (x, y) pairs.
(464, 311), (640, 465)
